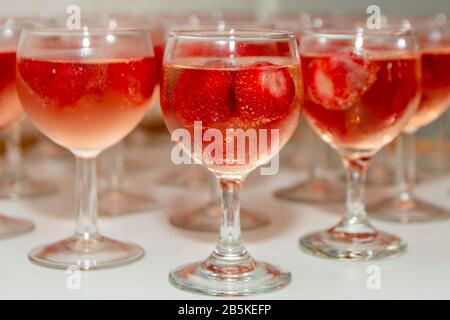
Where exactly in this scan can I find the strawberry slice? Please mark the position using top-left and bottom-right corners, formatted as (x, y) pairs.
(172, 61), (235, 127)
(303, 51), (379, 111)
(234, 61), (296, 126)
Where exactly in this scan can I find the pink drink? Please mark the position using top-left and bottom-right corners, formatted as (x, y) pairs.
(17, 57), (156, 151)
(161, 57), (302, 172)
(301, 51), (420, 154)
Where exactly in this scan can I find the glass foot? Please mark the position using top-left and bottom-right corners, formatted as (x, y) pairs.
(274, 178), (345, 203)
(169, 260), (291, 296)
(369, 195), (450, 223)
(300, 228), (407, 261)
(0, 176), (56, 199)
(0, 214), (34, 239)
(99, 189), (157, 216)
(157, 167), (209, 189)
(29, 234), (144, 270)
(170, 203), (270, 231)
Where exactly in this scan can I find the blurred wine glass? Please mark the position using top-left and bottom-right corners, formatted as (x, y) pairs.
(299, 25), (421, 260)
(272, 12), (346, 203)
(0, 17), (56, 199)
(63, 13), (161, 216)
(370, 17), (450, 223)
(17, 26), (156, 269)
(0, 19), (35, 236)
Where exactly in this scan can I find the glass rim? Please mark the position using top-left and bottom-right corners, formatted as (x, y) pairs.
(19, 26), (151, 37)
(168, 28), (296, 41)
(0, 23), (31, 32)
(164, 21), (275, 30)
(0, 16), (45, 27)
(386, 16), (450, 29)
(302, 27), (416, 40)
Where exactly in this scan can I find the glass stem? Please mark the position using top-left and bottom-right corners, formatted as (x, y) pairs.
(5, 121), (23, 182)
(108, 141), (124, 190)
(397, 132), (415, 202)
(337, 156), (375, 234)
(203, 175), (257, 274)
(216, 178), (245, 255)
(75, 155), (99, 239)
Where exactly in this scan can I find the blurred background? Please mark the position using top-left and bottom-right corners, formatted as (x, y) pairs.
(2, 0), (450, 17)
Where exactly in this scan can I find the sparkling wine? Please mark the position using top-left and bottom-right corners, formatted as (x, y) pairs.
(405, 48), (450, 132)
(0, 51), (23, 128)
(17, 57), (156, 151)
(301, 51), (420, 155)
(161, 57), (302, 172)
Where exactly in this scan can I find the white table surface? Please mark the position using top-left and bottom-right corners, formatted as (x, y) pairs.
(1, 135), (449, 300)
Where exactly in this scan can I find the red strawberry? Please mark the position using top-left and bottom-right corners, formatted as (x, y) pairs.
(234, 61), (296, 126)
(107, 57), (156, 105)
(18, 59), (95, 107)
(19, 58), (155, 108)
(172, 60), (235, 128)
(303, 51), (379, 111)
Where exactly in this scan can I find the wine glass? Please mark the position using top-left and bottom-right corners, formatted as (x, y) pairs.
(299, 27), (421, 260)
(156, 19), (269, 191)
(162, 21), (273, 231)
(272, 13), (346, 203)
(68, 14), (159, 216)
(161, 29), (301, 295)
(0, 17), (56, 199)
(16, 27), (156, 269)
(0, 21), (34, 237)
(370, 19), (450, 223)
